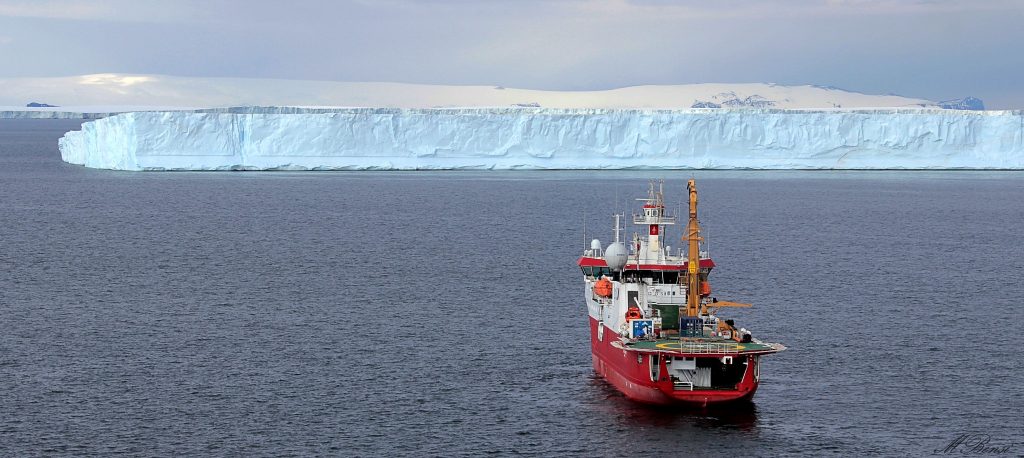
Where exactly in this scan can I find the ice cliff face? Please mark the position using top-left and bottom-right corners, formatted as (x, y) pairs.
(58, 107), (1024, 170)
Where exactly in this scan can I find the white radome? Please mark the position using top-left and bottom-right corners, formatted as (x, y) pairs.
(605, 242), (628, 271)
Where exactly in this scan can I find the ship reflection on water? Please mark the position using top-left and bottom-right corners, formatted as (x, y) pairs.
(587, 375), (759, 432)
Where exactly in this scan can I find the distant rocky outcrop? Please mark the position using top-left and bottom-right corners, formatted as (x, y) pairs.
(938, 97), (985, 111)
(26, 102), (58, 108)
(691, 92), (776, 109)
(691, 101), (721, 108)
(721, 94), (775, 108)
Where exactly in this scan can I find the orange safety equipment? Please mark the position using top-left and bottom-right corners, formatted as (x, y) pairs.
(594, 277), (613, 298)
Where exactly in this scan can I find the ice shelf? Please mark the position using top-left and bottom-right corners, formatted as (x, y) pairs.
(57, 107), (1024, 170)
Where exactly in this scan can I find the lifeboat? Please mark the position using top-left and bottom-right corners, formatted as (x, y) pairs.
(594, 277), (613, 298)
(625, 307), (643, 320)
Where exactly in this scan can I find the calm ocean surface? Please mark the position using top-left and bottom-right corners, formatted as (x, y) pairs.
(1, 120), (1022, 456)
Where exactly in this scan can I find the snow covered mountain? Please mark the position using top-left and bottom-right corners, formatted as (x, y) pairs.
(0, 73), (965, 112)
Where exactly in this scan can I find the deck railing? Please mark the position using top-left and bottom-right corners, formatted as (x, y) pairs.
(633, 215), (677, 225)
(669, 341), (742, 354)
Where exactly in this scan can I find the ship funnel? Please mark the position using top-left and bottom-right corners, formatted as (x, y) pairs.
(605, 242), (628, 271)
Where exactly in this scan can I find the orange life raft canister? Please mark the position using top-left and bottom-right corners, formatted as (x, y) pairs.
(594, 277), (613, 298)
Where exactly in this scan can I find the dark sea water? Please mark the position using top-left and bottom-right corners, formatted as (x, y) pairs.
(1, 120), (1022, 456)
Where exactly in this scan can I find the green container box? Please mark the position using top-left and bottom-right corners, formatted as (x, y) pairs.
(652, 304), (681, 330)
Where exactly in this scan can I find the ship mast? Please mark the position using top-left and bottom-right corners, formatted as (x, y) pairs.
(684, 179), (701, 318)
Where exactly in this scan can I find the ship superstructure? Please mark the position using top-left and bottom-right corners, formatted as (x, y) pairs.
(578, 180), (784, 405)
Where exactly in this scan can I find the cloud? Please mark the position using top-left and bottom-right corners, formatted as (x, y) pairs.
(0, 0), (1021, 107)
(0, 0), (200, 23)
(78, 74), (155, 86)
(0, 35), (12, 45)
(0, 0), (112, 20)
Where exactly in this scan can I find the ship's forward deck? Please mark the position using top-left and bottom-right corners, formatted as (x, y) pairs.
(622, 337), (781, 355)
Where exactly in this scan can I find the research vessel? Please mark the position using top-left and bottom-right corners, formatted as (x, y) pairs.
(578, 180), (784, 406)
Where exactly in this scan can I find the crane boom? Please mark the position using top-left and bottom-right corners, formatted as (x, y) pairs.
(684, 179), (701, 317)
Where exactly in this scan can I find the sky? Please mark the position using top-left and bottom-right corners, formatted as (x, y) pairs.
(0, 0), (1022, 108)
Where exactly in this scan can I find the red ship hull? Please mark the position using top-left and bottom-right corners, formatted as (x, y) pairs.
(589, 317), (759, 406)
